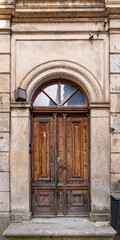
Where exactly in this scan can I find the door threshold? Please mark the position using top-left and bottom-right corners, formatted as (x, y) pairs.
(32, 215), (89, 218)
(30, 217), (90, 224)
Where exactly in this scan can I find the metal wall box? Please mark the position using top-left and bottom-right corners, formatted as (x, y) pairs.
(14, 88), (26, 101)
(111, 194), (120, 233)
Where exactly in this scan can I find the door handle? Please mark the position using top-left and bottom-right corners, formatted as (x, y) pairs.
(59, 163), (67, 169)
(57, 157), (66, 169)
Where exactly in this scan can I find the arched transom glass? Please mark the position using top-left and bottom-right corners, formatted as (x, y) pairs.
(33, 81), (87, 107)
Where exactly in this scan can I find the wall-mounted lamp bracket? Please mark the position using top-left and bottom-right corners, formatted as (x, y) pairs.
(14, 88), (26, 101)
(104, 19), (107, 28)
(89, 32), (94, 41)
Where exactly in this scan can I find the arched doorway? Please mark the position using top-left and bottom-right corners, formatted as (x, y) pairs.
(31, 79), (89, 217)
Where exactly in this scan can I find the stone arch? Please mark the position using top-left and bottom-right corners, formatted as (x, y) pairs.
(20, 60), (104, 102)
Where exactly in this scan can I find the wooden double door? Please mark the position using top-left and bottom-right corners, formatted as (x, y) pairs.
(32, 113), (89, 216)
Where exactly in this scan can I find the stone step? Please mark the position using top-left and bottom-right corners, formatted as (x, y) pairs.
(3, 218), (116, 240)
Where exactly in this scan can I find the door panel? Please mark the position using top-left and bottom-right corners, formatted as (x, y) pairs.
(72, 119), (82, 179)
(33, 190), (55, 215)
(39, 121), (50, 179)
(32, 116), (56, 216)
(32, 114), (89, 216)
(67, 190), (89, 215)
(66, 117), (89, 215)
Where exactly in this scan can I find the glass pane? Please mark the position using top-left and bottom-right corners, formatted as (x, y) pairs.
(61, 83), (77, 104)
(33, 90), (56, 106)
(43, 83), (59, 104)
(64, 90), (87, 106)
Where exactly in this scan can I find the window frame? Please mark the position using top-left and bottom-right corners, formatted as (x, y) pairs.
(32, 79), (89, 111)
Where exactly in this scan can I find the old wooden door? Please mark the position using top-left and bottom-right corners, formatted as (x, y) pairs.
(32, 113), (89, 216)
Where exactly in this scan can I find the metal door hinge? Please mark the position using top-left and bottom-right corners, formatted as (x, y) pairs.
(29, 143), (31, 154)
(110, 127), (115, 134)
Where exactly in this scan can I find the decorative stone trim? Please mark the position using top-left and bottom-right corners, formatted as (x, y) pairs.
(89, 102), (110, 108)
(10, 101), (31, 109)
(19, 60), (104, 103)
(15, 0), (105, 13)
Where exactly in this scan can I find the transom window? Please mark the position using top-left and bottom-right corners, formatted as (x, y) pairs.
(33, 81), (87, 107)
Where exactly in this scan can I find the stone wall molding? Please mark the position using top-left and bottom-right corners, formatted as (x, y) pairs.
(89, 102), (110, 108)
(10, 102), (31, 109)
(19, 60), (104, 103)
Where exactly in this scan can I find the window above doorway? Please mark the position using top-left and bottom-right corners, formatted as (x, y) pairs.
(33, 81), (87, 107)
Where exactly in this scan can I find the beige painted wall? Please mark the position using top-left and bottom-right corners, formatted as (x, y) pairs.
(10, 107), (31, 213)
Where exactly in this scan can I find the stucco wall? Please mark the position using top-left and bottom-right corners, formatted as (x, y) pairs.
(0, 19), (10, 214)
(110, 20), (120, 195)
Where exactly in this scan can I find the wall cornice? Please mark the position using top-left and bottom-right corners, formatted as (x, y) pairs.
(15, 0), (105, 10)
(14, 0), (106, 17)
(0, 0), (15, 14)
(0, 0), (120, 19)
